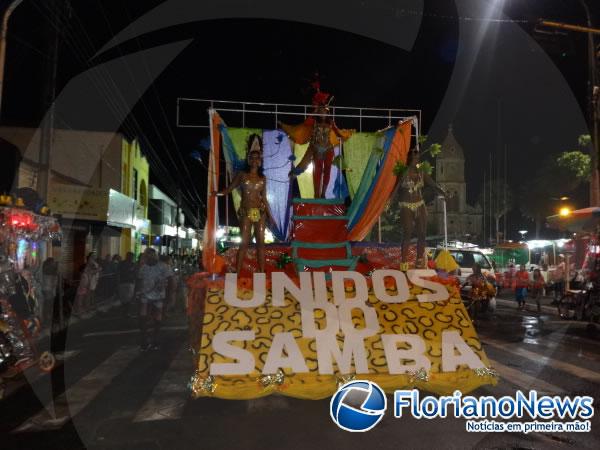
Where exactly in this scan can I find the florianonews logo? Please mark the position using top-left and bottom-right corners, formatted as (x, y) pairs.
(330, 380), (387, 432)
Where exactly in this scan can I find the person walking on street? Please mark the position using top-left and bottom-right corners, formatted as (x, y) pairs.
(74, 253), (101, 317)
(551, 254), (566, 305)
(515, 265), (530, 310)
(41, 257), (59, 326)
(118, 252), (137, 318)
(137, 248), (174, 351)
(531, 268), (545, 313)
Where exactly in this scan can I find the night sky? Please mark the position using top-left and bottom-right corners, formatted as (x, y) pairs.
(2, 0), (598, 238)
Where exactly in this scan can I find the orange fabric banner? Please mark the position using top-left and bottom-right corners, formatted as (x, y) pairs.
(280, 117), (353, 146)
(202, 111), (222, 273)
(347, 119), (411, 241)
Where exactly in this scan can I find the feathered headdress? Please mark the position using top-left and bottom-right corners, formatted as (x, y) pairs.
(310, 76), (332, 107)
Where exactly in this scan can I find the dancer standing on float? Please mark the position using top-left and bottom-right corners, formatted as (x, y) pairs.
(398, 148), (445, 270)
(214, 134), (272, 273)
(280, 83), (353, 198)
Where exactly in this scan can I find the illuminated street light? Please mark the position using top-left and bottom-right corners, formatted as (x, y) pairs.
(559, 207), (571, 217)
(518, 230), (528, 240)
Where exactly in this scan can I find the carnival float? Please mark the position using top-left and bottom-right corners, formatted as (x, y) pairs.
(186, 84), (497, 400)
(0, 192), (61, 394)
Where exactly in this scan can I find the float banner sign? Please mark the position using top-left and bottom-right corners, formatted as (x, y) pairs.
(193, 270), (497, 400)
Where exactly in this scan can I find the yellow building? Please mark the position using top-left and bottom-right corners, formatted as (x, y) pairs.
(121, 138), (150, 258)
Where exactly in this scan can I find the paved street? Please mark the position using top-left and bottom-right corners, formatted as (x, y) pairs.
(2, 295), (600, 450)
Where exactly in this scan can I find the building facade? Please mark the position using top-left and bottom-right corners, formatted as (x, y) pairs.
(427, 126), (482, 242)
(0, 126), (149, 279)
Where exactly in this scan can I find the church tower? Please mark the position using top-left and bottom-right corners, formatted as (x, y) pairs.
(435, 125), (466, 214)
(428, 125), (482, 242)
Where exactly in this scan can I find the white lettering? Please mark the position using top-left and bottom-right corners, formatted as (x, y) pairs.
(406, 269), (450, 302)
(210, 331), (256, 375)
(381, 334), (432, 374)
(441, 330), (485, 371)
(372, 270), (411, 303)
(263, 332), (309, 374)
(271, 272), (313, 307)
(331, 271), (369, 305)
(315, 334), (369, 374)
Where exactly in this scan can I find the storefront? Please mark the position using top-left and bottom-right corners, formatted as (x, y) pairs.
(48, 184), (138, 278)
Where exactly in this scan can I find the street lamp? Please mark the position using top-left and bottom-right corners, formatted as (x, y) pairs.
(559, 207), (571, 217)
(518, 230), (528, 241)
(0, 1), (23, 116)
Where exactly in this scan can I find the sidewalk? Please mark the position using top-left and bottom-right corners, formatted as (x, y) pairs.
(496, 290), (559, 315)
(36, 296), (123, 342)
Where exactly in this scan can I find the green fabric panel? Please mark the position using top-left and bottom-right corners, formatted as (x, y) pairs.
(293, 143), (314, 198)
(226, 128), (262, 211)
(294, 257), (357, 268)
(347, 132), (387, 225)
(343, 132), (380, 199)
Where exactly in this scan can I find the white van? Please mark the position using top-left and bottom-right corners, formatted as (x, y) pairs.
(433, 247), (495, 283)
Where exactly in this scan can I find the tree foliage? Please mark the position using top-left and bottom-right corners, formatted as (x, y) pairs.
(519, 146), (590, 237)
(556, 151), (591, 181)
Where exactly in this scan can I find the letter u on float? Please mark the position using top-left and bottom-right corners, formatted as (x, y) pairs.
(224, 273), (266, 307)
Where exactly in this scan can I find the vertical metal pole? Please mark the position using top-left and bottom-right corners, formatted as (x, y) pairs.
(0, 1), (22, 117)
(483, 170), (486, 246)
(176, 189), (181, 256)
(489, 153), (492, 244)
(578, 0), (599, 205)
(443, 198), (448, 249)
(208, 108), (219, 274)
(359, 108), (363, 132)
(504, 144), (507, 240)
(37, 0), (60, 202)
(225, 170), (229, 233)
(565, 253), (570, 291)
(58, 272), (64, 329)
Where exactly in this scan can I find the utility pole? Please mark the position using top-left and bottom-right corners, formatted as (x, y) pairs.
(538, 3), (600, 205)
(175, 188), (181, 256)
(37, 0), (62, 202)
(0, 0), (22, 117)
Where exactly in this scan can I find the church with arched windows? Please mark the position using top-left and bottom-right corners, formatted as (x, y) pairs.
(427, 126), (482, 242)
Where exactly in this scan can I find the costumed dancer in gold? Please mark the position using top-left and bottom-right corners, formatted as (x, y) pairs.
(214, 134), (272, 273)
(398, 148), (445, 270)
(280, 82), (353, 198)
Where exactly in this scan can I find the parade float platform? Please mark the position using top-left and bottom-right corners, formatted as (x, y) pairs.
(188, 106), (498, 400)
(221, 198), (420, 278)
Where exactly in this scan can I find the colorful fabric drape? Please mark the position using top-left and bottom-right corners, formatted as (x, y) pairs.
(279, 117), (353, 147)
(347, 129), (392, 228)
(262, 129), (293, 241)
(324, 146), (348, 199)
(343, 132), (380, 199)
(293, 143), (315, 199)
(222, 127), (262, 212)
(292, 143), (346, 200)
(218, 126), (293, 241)
(202, 111), (222, 273)
(348, 120), (412, 241)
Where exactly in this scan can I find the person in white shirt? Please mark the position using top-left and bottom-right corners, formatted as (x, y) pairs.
(136, 248), (174, 351)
